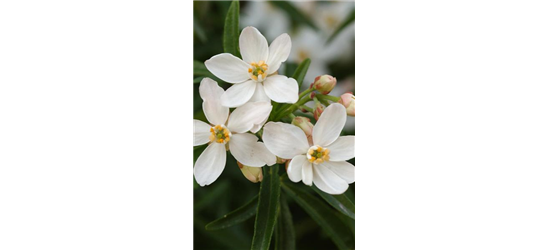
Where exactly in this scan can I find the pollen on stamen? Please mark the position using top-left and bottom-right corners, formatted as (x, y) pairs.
(248, 61), (269, 82)
(209, 125), (231, 144)
(307, 145), (331, 164)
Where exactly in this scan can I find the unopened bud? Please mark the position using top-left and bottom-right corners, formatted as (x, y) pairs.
(338, 92), (355, 116)
(238, 162), (263, 183)
(312, 75), (337, 94)
(313, 103), (324, 120)
(292, 116), (314, 144)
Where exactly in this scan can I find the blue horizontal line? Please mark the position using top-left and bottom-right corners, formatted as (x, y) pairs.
(355, 158), (549, 167)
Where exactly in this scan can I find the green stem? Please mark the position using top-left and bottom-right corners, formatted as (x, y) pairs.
(298, 88), (314, 100)
(313, 96), (320, 106)
(275, 96), (312, 121)
(316, 94), (341, 103)
(288, 113), (296, 120)
(300, 105), (313, 113)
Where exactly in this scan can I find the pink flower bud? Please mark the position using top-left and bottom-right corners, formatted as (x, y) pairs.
(237, 161), (263, 183)
(338, 92), (355, 116)
(313, 103), (325, 120)
(312, 75), (337, 94)
(292, 116), (314, 144)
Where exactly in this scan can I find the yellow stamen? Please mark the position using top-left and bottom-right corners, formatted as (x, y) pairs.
(209, 125), (231, 144)
(248, 61), (269, 82)
(307, 145), (331, 164)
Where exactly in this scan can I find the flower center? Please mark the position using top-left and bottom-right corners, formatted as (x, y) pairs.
(248, 61), (268, 82)
(209, 124), (231, 144)
(307, 145), (330, 164)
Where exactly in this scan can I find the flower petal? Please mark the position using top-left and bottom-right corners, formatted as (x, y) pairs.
(302, 162), (313, 186)
(313, 163), (349, 195)
(248, 82), (271, 103)
(313, 103), (347, 146)
(204, 53), (250, 84)
(250, 114), (268, 133)
(263, 122), (310, 159)
(239, 26), (269, 64)
(326, 136), (355, 161)
(227, 102), (272, 133)
(247, 84), (271, 133)
(199, 78), (229, 125)
(287, 155), (308, 183)
(193, 120), (211, 146)
(194, 142), (227, 186)
(263, 75), (298, 104)
(220, 80), (257, 108)
(256, 142), (277, 166)
(321, 161), (355, 184)
(266, 33), (291, 75)
(229, 133), (266, 167)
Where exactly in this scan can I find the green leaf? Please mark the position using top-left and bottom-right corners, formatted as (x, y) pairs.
(251, 165), (281, 250)
(312, 186), (355, 219)
(284, 62), (297, 77)
(275, 193), (295, 250)
(193, 60), (210, 77)
(281, 182), (354, 250)
(205, 195), (258, 230)
(194, 180), (230, 210)
(327, 9), (355, 44)
(223, 0), (240, 56)
(292, 58), (311, 87)
(193, 77), (203, 84)
(269, 1), (318, 31)
(193, 16), (207, 43)
(194, 216), (250, 250)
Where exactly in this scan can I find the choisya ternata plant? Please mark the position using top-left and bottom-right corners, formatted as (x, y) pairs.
(193, 1), (356, 249)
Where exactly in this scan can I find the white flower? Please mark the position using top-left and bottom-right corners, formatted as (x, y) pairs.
(263, 103), (355, 195)
(289, 27), (353, 87)
(241, 2), (290, 41)
(193, 78), (276, 186)
(205, 26), (298, 107)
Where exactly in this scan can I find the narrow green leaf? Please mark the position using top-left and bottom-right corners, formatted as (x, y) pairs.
(194, 216), (250, 250)
(223, 0), (240, 56)
(275, 193), (295, 250)
(193, 16), (207, 43)
(269, 1), (318, 31)
(327, 9), (355, 44)
(281, 182), (354, 250)
(205, 195), (258, 230)
(193, 77), (203, 84)
(312, 186), (355, 219)
(193, 60), (210, 77)
(193, 60), (220, 83)
(292, 58), (311, 86)
(284, 62), (297, 77)
(251, 165), (281, 250)
(194, 181), (229, 210)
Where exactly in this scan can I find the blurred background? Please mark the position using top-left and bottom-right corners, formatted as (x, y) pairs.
(194, 1), (355, 249)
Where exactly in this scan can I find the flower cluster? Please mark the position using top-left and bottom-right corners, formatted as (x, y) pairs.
(194, 27), (355, 195)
